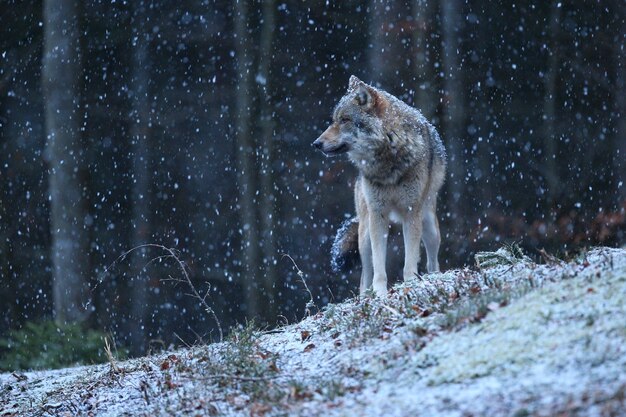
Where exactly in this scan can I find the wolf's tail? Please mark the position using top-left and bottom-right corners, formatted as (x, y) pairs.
(330, 217), (360, 273)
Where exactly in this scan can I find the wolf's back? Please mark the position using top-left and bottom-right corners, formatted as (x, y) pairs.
(330, 217), (360, 273)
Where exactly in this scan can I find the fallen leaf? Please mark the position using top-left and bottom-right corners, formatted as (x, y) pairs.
(250, 402), (272, 416)
(257, 350), (271, 360)
(303, 343), (315, 352)
(300, 330), (311, 341)
(11, 372), (27, 382)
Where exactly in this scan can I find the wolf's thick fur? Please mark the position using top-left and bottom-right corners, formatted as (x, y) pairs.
(314, 76), (446, 296)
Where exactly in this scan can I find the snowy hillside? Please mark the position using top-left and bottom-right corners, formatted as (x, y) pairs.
(2, 247), (625, 417)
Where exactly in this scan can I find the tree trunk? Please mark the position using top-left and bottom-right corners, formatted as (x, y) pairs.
(615, 11), (626, 205)
(42, 0), (91, 324)
(441, 0), (465, 229)
(542, 2), (562, 205)
(0, 169), (12, 327)
(368, 0), (410, 86)
(234, 0), (262, 319)
(258, 0), (277, 322)
(368, 0), (389, 83)
(129, 1), (152, 356)
(474, 4), (494, 205)
(412, 0), (437, 120)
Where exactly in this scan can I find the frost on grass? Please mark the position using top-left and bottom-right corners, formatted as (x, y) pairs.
(1, 247), (625, 417)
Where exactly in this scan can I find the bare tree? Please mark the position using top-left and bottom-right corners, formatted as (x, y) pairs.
(42, 0), (91, 323)
(412, 0), (437, 120)
(368, 0), (389, 82)
(0, 174), (11, 325)
(368, 0), (412, 86)
(441, 0), (465, 229)
(129, 1), (153, 355)
(234, 0), (262, 318)
(258, 0), (278, 321)
(542, 2), (562, 205)
(615, 10), (626, 204)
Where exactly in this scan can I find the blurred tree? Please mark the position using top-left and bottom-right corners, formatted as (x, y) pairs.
(441, 0), (465, 230)
(42, 0), (91, 323)
(367, 0), (389, 82)
(129, 1), (153, 356)
(542, 1), (562, 205)
(368, 0), (414, 88)
(258, 0), (278, 321)
(616, 12), (626, 204)
(412, 0), (438, 120)
(0, 177), (9, 326)
(234, 0), (262, 319)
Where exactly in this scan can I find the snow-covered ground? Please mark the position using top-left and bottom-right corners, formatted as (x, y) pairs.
(2, 247), (625, 416)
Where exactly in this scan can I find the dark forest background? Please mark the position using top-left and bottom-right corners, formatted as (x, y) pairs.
(1, 0), (624, 357)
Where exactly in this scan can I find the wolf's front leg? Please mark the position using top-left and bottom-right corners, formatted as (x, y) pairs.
(358, 220), (373, 296)
(402, 210), (423, 281)
(368, 213), (389, 296)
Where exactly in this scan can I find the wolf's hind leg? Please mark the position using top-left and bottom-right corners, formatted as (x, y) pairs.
(422, 200), (441, 273)
(358, 220), (373, 296)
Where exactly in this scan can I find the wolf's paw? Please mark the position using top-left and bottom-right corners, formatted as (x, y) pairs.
(373, 279), (388, 297)
(403, 269), (419, 282)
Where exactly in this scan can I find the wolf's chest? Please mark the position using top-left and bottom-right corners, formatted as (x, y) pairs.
(365, 179), (424, 216)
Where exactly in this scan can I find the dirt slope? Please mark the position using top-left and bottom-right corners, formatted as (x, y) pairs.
(2, 247), (625, 416)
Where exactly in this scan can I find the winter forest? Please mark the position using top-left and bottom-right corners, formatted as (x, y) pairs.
(0, 0), (624, 364)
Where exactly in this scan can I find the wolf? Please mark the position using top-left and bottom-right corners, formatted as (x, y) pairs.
(313, 75), (446, 296)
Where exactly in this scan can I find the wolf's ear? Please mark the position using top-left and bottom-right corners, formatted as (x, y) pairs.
(354, 84), (388, 115)
(348, 75), (363, 91)
(354, 84), (375, 108)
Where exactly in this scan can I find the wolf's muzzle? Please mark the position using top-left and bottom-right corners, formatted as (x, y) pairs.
(312, 138), (324, 150)
(313, 137), (349, 156)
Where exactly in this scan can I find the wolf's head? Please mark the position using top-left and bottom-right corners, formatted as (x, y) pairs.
(312, 75), (389, 158)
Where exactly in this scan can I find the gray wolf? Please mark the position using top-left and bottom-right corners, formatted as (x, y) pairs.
(313, 75), (447, 296)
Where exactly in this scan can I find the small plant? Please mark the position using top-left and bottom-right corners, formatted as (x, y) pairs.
(99, 243), (223, 342)
(200, 321), (282, 402)
(0, 320), (113, 371)
(475, 243), (531, 269)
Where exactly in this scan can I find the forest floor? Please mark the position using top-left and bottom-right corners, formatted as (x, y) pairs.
(1, 246), (626, 417)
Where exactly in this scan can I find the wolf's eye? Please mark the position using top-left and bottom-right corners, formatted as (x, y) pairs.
(339, 117), (351, 124)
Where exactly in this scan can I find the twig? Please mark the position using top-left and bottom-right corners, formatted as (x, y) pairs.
(11, 371), (27, 382)
(95, 244), (223, 342)
(104, 336), (120, 374)
(538, 248), (564, 265)
(282, 253), (316, 317)
(380, 304), (402, 317)
(139, 380), (150, 405)
(173, 332), (192, 348)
